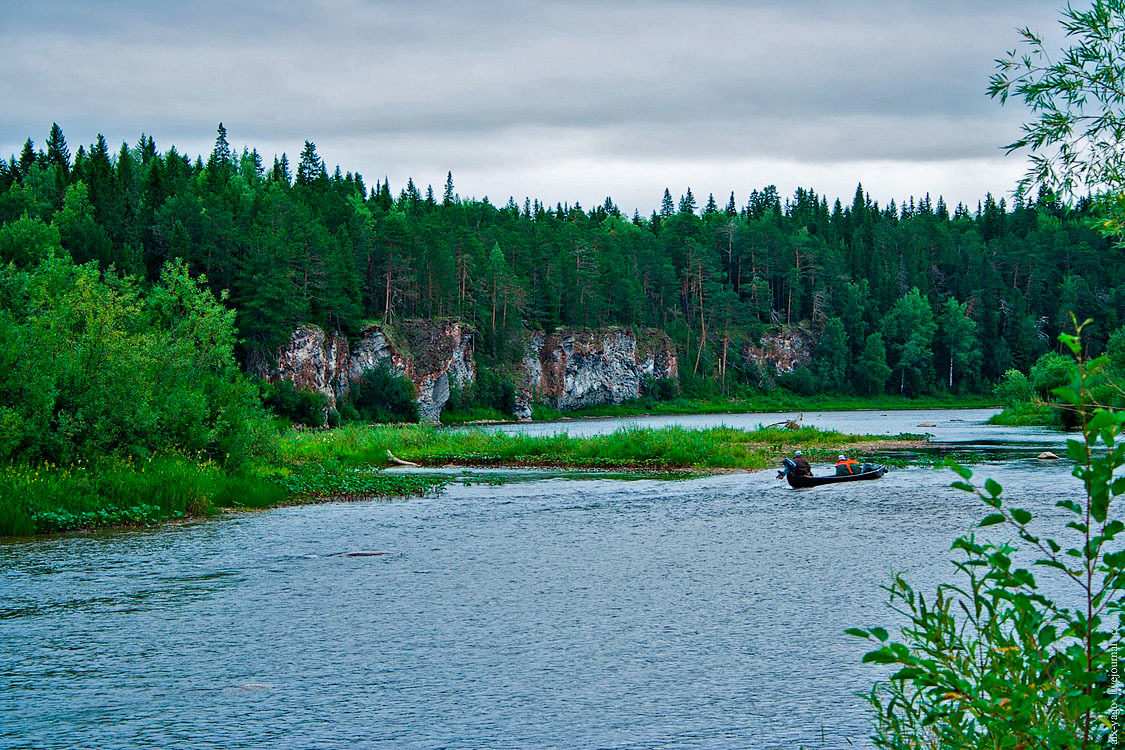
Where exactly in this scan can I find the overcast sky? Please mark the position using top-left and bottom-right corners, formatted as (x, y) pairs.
(1, 0), (1066, 213)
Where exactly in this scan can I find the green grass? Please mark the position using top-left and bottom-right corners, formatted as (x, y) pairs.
(987, 400), (1061, 427)
(440, 405), (513, 424)
(2, 420), (925, 537)
(481, 392), (999, 423)
(0, 453), (445, 537)
(279, 423), (924, 471)
(0, 455), (288, 536)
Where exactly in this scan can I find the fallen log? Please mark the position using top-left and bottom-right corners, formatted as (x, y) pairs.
(386, 450), (421, 467)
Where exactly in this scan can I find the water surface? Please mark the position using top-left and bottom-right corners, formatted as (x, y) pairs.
(0, 410), (1084, 748)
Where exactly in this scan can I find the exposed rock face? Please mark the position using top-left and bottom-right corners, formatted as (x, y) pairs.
(743, 327), (812, 375)
(515, 328), (678, 420)
(256, 320), (475, 423)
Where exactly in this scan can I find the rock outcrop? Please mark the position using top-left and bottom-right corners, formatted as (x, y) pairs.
(514, 328), (678, 420)
(255, 319), (475, 423)
(743, 327), (812, 375)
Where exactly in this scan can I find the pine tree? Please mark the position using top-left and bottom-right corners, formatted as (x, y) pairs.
(704, 193), (718, 215)
(443, 171), (455, 205)
(660, 188), (675, 218)
(210, 123), (232, 168)
(678, 188), (697, 214)
(45, 123), (70, 174)
(296, 141), (326, 186)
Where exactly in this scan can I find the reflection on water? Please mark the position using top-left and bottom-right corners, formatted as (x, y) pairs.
(0, 411), (1087, 748)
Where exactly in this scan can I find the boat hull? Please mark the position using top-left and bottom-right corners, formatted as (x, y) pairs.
(785, 466), (887, 488)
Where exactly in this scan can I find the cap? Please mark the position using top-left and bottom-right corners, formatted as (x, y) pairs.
(838, 454), (846, 461)
(795, 450), (802, 456)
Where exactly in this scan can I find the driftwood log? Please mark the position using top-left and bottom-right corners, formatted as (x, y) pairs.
(386, 450), (421, 467)
(765, 414), (804, 430)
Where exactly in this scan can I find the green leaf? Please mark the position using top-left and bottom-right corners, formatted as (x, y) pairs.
(1051, 386), (1080, 406)
(984, 478), (1003, 498)
(1087, 409), (1117, 432)
(870, 627), (889, 642)
(862, 649), (898, 665)
(844, 628), (869, 638)
(947, 462), (973, 480)
(951, 481), (974, 493)
(979, 513), (1006, 527)
(1057, 499), (1082, 515)
(1011, 508), (1032, 525)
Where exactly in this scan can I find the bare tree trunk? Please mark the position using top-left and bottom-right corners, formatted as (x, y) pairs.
(382, 245), (392, 322)
(694, 266), (706, 375)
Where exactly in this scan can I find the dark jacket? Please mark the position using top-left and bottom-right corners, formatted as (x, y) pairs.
(835, 458), (860, 476)
(793, 456), (812, 476)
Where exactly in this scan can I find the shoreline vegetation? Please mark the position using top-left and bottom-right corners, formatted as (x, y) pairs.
(445, 393), (998, 424)
(1, 421), (927, 538)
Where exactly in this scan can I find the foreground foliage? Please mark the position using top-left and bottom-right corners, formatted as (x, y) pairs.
(853, 324), (1123, 748)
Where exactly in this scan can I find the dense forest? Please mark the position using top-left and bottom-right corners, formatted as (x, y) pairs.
(1, 123), (1120, 401)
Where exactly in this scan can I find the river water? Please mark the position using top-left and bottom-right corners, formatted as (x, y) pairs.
(0, 409), (1087, 748)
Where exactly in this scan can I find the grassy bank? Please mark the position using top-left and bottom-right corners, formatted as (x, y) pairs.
(280, 423), (925, 471)
(485, 392), (999, 422)
(0, 455), (447, 537)
(3, 423), (924, 537)
(987, 400), (1060, 427)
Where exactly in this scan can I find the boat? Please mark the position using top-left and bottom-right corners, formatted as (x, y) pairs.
(777, 458), (887, 488)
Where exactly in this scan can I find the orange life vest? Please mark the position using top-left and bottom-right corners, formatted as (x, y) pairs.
(835, 458), (859, 475)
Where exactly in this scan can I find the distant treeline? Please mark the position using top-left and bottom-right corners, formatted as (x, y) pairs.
(1, 123), (1120, 397)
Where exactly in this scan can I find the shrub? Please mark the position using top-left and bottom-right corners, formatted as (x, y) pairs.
(0, 255), (272, 467)
(1029, 351), (1077, 400)
(855, 323), (1120, 748)
(993, 368), (1033, 407)
(445, 363), (517, 417)
(261, 378), (328, 427)
(341, 362), (419, 423)
(642, 376), (679, 402)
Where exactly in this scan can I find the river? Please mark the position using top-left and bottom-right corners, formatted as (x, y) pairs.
(0, 409), (1086, 748)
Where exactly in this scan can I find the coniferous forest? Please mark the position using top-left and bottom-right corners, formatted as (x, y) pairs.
(2, 123), (1121, 405)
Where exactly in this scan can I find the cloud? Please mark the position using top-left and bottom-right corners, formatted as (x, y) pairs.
(0, 0), (1063, 212)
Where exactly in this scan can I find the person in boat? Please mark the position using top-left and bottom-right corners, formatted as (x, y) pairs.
(835, 454), (860, 476)
(792, 450), (812, 477)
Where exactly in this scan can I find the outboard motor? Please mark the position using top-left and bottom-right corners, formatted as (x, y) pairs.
(778, 457), (797, 479)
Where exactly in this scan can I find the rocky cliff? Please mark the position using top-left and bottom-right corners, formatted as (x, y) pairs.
(742, 327), (812, 375)
(515, 328), (678, 420)
(256, 319), (475, 423)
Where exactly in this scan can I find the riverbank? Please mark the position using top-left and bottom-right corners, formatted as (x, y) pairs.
(278, 423), (926, 471)
(0, 455), (447, 537)
(444, 393), (999, 424)
(1, 423), (927, 537)
(987, 401), (1062, 427)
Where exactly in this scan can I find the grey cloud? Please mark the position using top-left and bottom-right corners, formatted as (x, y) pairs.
(0, 0), (1065, 208)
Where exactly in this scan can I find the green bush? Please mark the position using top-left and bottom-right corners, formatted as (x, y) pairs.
(0, 255), (273, 467)
(856, 325), (1120, 748)
(1029, 351), (1077, 401)
(340, 362), (418, 423)
(642, 375), (679, 402)
(261, 378), (328, 427)
(445, 363), (517, 417)
(993, 368), (1033, 407)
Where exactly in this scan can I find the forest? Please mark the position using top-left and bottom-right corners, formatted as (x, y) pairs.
(1, 123), (1120, 407)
